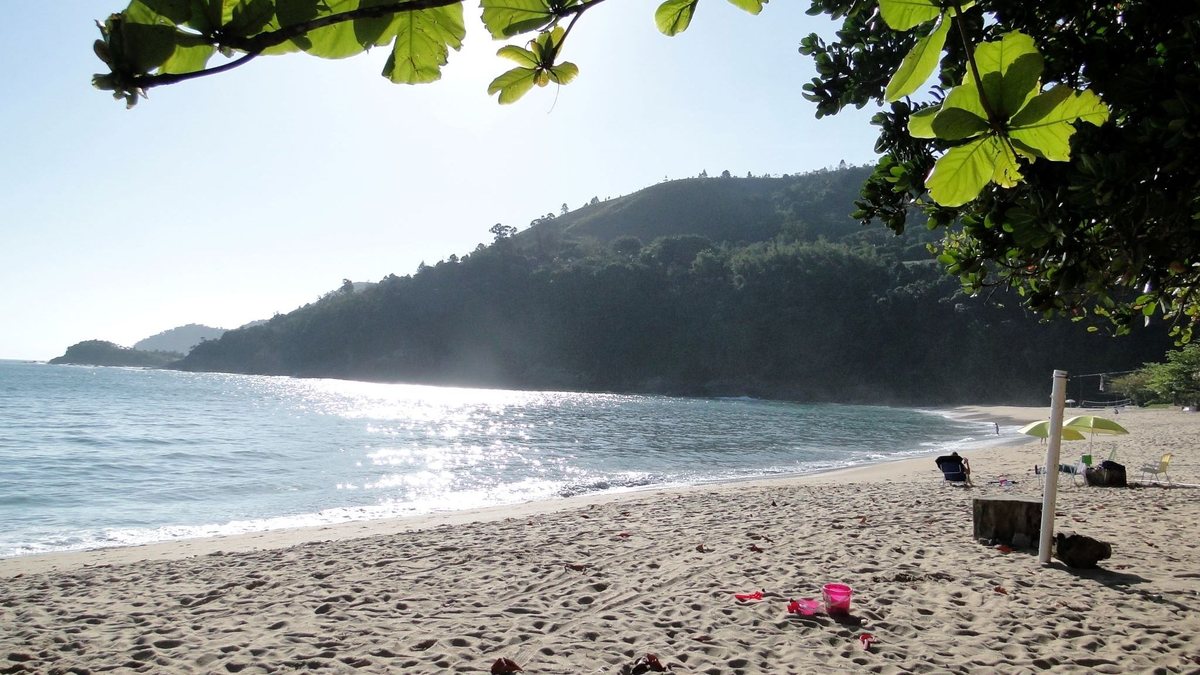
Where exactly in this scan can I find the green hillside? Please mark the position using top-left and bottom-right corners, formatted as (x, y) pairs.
(518, 166), (882, 248)
(134, 323), (226, 354)
(174, 168), (1169, 404)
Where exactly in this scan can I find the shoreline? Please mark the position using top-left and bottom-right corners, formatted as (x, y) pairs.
(0, 405), (1043, 576)
(3, 405), (1198, 672)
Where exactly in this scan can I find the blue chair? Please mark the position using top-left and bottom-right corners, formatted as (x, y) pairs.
(936, 455), (971, 485)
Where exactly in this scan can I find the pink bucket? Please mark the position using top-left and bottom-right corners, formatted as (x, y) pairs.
(822, 583), (852, 614)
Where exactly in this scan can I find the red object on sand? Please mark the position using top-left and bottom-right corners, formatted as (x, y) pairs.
(491, 657), (523, 673)
(627, 653), (667, 674)
(734, 590), (763, 601)
(787, 598), (820, 615)
(859, 633), (877, 650)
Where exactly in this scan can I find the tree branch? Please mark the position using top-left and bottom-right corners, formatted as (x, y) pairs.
(134, 51), (260, 89)
(950, 1), (999, 127)
(129, 0), (466, 91)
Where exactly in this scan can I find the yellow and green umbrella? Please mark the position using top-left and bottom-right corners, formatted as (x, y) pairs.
(1063, 415), (1128, 452)
(1018, 420), (1086, 441)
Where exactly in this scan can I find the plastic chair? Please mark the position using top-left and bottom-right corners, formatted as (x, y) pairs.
(1140, 452), (1173, 484)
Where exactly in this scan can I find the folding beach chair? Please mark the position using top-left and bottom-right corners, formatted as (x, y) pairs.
(936, 454), (970, 486)
(1140, 452), (1173, 484)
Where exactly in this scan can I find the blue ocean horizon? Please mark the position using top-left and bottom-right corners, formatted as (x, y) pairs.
(0, 360), (1003, 558)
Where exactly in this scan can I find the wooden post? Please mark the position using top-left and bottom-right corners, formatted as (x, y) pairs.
(973, 497), (1042, 548)
(1038, 370), (1068, 564)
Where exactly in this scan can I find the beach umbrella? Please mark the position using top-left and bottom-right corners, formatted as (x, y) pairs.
(1063, 415), (1128, 453)
(1018, 420), (1086, 441)
(1063, 415), (1128, 435)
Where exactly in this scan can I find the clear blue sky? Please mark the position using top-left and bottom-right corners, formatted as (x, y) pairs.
(1, 1), (881, 361)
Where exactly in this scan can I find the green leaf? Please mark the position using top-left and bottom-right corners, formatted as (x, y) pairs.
(188, 0), (217, 32)
(531, 26), (565, 63)
(224, 0), (274, 37)
(488, 67), (537, 103)
(261, 0), (319, 54)
(272, 0), (357, 58)
(278, 0), (404, 60)
(120, 22), (179, 72)
(354, 0), (420, 51)
(189, 0), (267, 31)
(126, 0), (192, 24)
(725, 0), (764, 15)
(1009, 85), (1110, 161)
(655, 0), (697, 36)
(159, 35), (216, 74)
(547, 61), (578, 84)
(123, 0), (225, 74)
(908, 105), (940, 138)
(481, 0), (553, 39)
(972, 31), (1042, 118)
(877, 0), (941, 31)
(1008, 137), (1043, 160)
(496, 44), (539, 67)
(293, 23), (372, 58)
(941, 78), (988, 121)
(383, 4), (465, 84)
(927, 136), (1005, 207)
(487, 27), (574, 102)
(930, 106), (988, 140)
(945, 0), (976, 16)
(884, 14), (949, 102)
(272, 0), (322, 27)
(1003, 208), (1052, 248)
(989, 140), (1023, 188)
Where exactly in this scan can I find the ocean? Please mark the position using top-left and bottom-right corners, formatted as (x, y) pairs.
(0, 360), (999, 558)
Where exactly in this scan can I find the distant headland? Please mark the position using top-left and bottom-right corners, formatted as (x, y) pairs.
(48, 340), (182, 368)
(48, 323), (232, 368)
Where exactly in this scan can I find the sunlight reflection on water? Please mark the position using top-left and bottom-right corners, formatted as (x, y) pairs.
(0, 362), (997, 557)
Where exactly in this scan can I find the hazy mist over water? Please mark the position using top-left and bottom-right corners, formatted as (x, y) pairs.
(0, 361), (994, 557)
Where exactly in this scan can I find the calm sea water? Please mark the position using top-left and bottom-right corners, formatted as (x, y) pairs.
(0, 360), (998, 558)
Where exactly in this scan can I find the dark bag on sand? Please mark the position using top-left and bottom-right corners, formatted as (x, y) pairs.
(1054, 532), (1113, 568)
(1085, 461), (1127, 487)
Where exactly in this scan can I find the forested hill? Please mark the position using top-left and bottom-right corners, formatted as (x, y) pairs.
(134, 323), (226, 354)
(517, 166), (877, 249)
(51, 340), (181, 367)
(175, 168), (1170, 404)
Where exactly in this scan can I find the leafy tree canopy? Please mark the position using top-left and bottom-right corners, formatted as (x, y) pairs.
(801, 0), (1200, 340)
(1113, 344), (1200, 409)
(89, 0), (1200, 340)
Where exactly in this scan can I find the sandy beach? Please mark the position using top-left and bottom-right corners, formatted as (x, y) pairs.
(2, 405), (1198, 673)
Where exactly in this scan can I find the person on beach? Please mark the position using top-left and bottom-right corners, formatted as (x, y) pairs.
(994, 422), (1000, 435)
(935, 451), (972, 485)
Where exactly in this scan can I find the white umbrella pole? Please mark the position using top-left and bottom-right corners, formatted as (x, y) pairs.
(1038, 370), (1069, 564)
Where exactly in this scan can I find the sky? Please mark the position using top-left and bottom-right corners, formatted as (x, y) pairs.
(1, 1), (882, 361)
